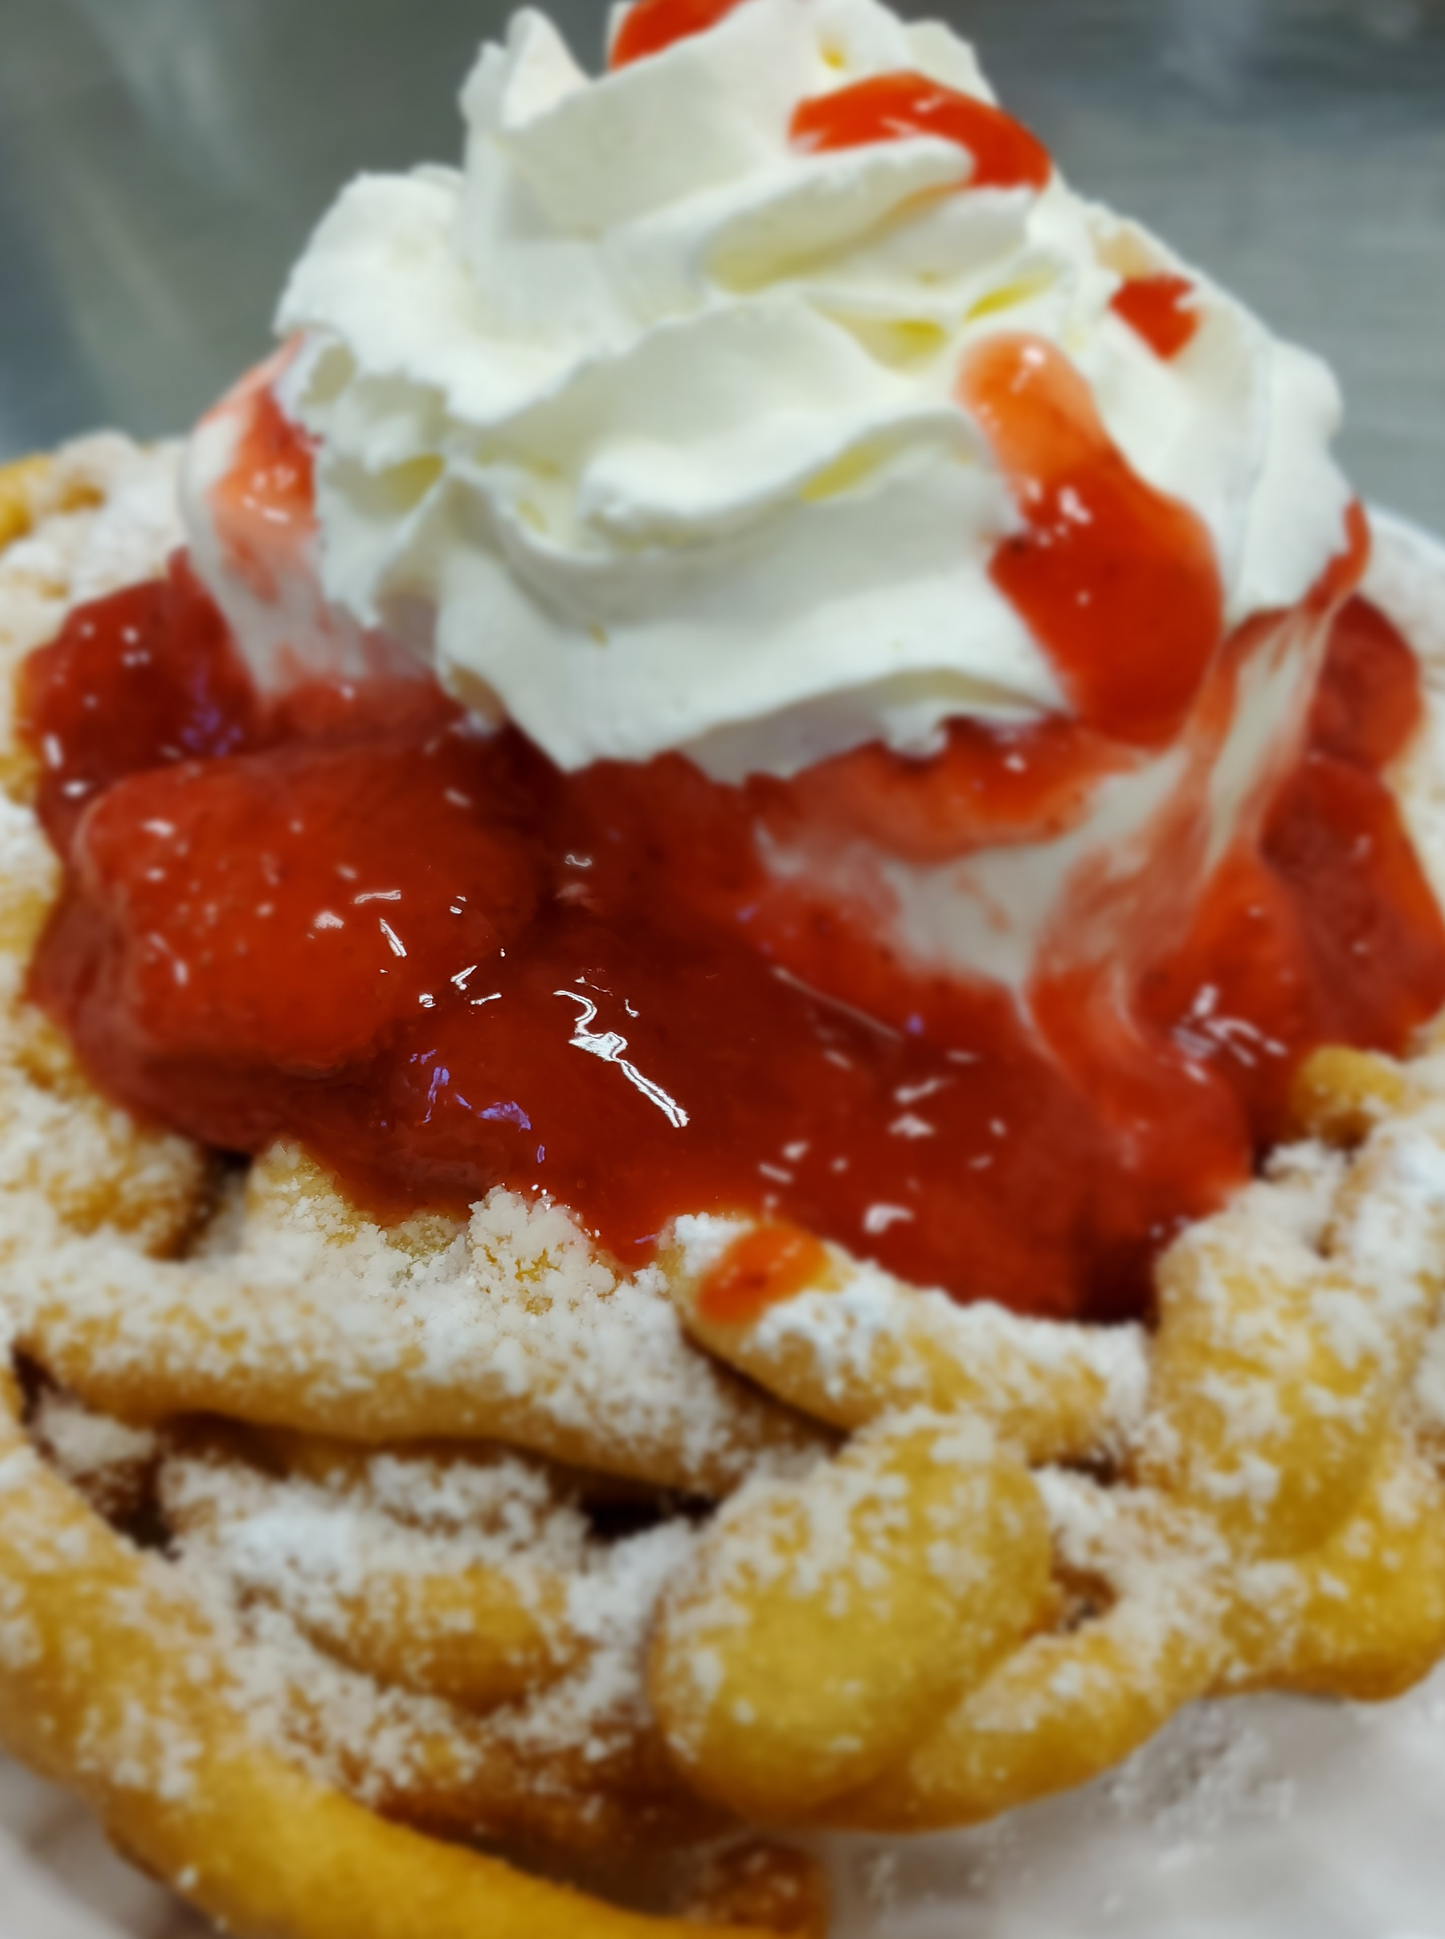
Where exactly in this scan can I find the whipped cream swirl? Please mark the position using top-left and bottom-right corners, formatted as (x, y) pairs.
(270, 0), (1352, 781)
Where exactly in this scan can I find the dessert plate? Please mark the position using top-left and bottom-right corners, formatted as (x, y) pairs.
(0, 507), (1441, 1939)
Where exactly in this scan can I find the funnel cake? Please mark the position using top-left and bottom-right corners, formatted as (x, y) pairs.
(4, 437), (1445, 1935)
(4, 3), (1445, 1935)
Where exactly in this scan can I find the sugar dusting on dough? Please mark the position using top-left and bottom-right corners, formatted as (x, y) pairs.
(5, 447), (1445, 1922)
(674, 1210), (1150, 1455)
(156, 1431), (703, 1804)
(0, 437), (183, 759)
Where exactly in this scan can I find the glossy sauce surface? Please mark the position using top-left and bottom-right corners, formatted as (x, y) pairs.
(21, 306), (1445, 1323)
(22, 536), (1443, 1323)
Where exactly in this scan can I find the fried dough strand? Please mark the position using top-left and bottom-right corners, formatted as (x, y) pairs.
(650, 1412), (1051, 1821)
(0, 1366), (771, 1939)
(7, 445), (1445, 1938)
(10, 1143), (827, 1498)
(665, 1215), (1148, 1464)
(161, 1436), (585, 1713)
(819, 1478), (1225, 1834)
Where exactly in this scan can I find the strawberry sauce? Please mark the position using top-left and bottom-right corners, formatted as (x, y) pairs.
(790, 73), (1051, 191)
(611, 3), (1051, 203)
(959, 336), (1224, 747)
(19, 376), (1445, 1322)
(609, 0), (750, 67)
(1110, 274), (1202, 362)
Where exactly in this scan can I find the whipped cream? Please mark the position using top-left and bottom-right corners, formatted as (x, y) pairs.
(256, 0), (1353, 782)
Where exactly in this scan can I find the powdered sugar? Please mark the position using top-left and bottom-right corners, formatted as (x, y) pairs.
(0, 1141), (821, 1496)
(0, 439), (182, 612)
(29, 1394), (156, 1496)
(154, 1431), (703, 1799)
(5, 450), (1445, 1930)
(672, 1211), (1149, 1462)
(0, 440), (182, 768)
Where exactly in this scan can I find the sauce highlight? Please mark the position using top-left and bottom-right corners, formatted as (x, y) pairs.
(21, 551), (1443, 1323)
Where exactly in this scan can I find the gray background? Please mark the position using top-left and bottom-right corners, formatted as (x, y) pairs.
(0, 0), (1442, 525)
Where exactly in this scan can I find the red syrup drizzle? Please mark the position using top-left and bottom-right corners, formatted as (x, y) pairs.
(790, 72), (1051, 191)
(19, 401), (1445, 1324)
(959, 334), (1224, 748)
(609, 0), (751, 67)
(1111, 274), (1202, 361)
(610, 1), (1054, 203)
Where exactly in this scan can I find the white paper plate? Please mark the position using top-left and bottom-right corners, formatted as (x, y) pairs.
(4, 513), (1445, 1939)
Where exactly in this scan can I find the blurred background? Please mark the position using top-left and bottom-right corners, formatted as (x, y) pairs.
(0, 0), (1441, 523)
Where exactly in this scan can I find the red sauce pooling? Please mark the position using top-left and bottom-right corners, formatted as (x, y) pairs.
(1111, 274), (1202, 361)
(790, 72), (1051, 191)
(609, 0), (750, 67)
(960, 334), (1225, 748)
(20, 552), (1445, 1323)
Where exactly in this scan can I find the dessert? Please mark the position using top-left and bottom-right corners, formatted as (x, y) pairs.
(2, 1), (1445, 1933)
